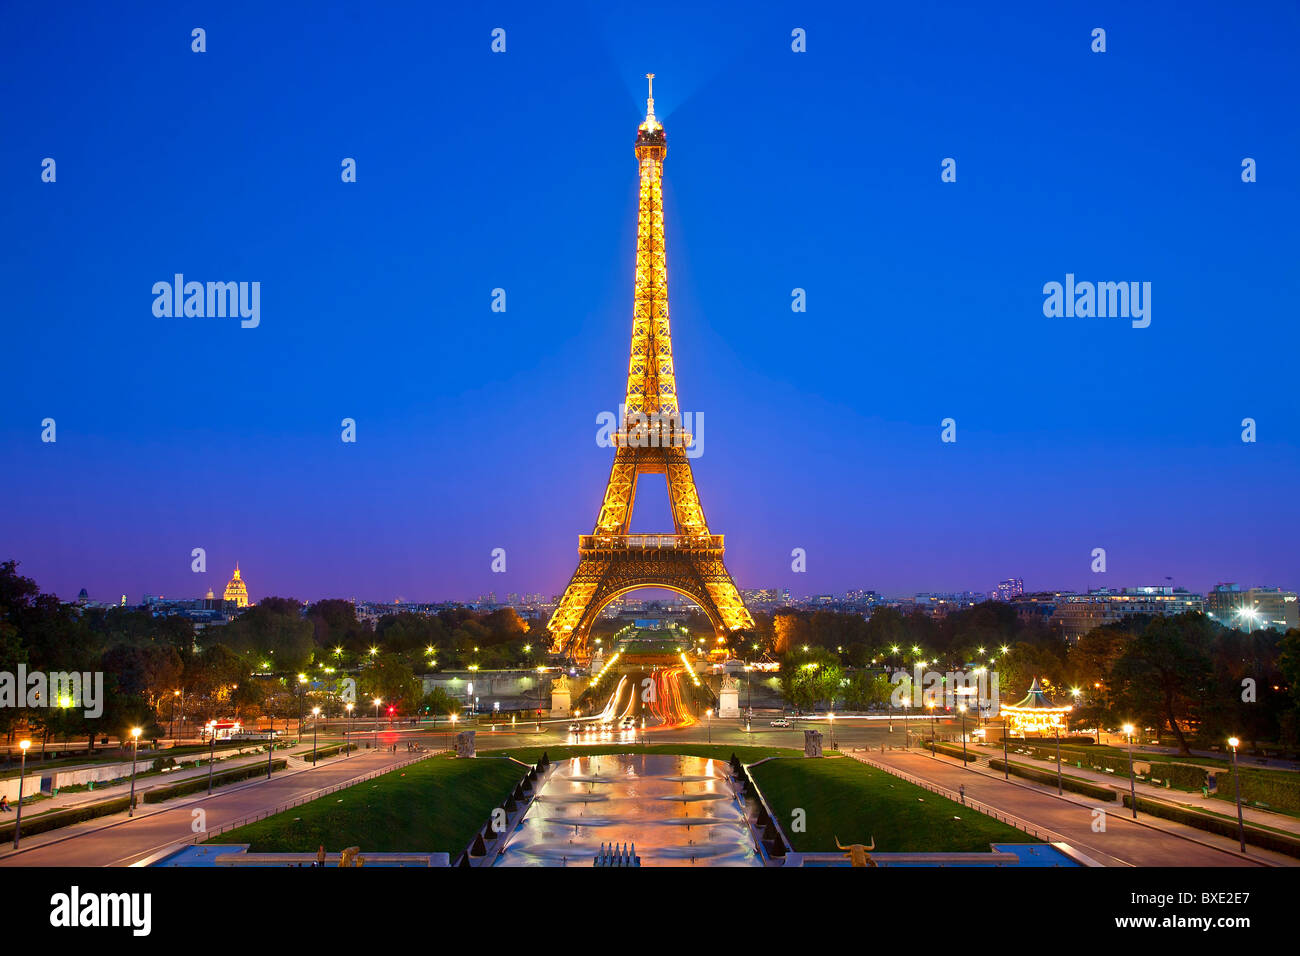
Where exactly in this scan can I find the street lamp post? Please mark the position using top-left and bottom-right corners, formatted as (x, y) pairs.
(373, 698), (382, 749)
(958, 704), (968, 767)
(1002, 716), (1009, 779)
(1055, 722), (1063, 795)
(206, 720), (217, 794)
(311, 707), (321, 764)
(345, 702), (354, 757)
(266, 718), (275, 779)
(706, 708), (712, 744)
(11, 739), (30, 849)
(928, 704), (936, 756)
(128, 727), (142, 817)
(1228, 737), (1246, 852)
(170, 689), (180, 739)
(828, 711), (835, 750)
(1123, 723), (1137, 819)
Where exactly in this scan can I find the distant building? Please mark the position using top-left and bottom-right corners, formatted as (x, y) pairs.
(223, 564), (250, 608)
(913, 592), (985, 615)
(741, 588), (789, 608)
(1206, 584), (1298, 632)
(1051, 586), (1204, 642)
(1008, 591), (1064, 626)
(993, 578), (1024, 601)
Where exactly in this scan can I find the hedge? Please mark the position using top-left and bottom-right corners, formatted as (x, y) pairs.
(143, 759), (287, 803)
(0, 795), (133, 843)
(925, 741), (978, 763)
(1023, 745), (1210, 791)
(1212, 770), (1300, 816)
(300, 743), (356, 764)
(1122, 792), (1300, 858)
(988, 758), (1117, 801)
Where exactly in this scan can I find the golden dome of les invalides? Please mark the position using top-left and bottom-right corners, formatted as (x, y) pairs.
(222, 564), (249, 608)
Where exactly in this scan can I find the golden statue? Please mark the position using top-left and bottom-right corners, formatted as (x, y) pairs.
(835, 836), (878, 867)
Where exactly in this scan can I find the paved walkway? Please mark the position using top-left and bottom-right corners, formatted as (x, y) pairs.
(980, 744), (1300, 835)
(0, 748), (431, 867)
(846, 749), (1292, 867)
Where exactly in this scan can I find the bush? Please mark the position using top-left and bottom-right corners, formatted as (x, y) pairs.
(1122, 792), (1300, 858)
(1213, 770), (1300, 815)
(1021, 745), (1208, 790)
(0, 795), (133, 842)
(300, 743), (356, 764)
(988, 758), (1117, 801)
(925, 741), (978, 763)
(143, 760), (287, 803)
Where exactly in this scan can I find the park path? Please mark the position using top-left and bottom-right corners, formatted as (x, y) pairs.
(978, 743), (1300, 835)
(0, 748), (431, 867)
(1, 739), (341, 816)
(846, 749), (1288, 867)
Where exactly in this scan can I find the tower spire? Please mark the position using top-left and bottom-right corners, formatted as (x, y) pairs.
(545, 77), (753, 661)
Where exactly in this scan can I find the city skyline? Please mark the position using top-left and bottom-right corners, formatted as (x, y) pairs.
(4, 2), (1298, 609)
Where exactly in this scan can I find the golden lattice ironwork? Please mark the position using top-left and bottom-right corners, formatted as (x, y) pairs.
(548, 76), (753, 661)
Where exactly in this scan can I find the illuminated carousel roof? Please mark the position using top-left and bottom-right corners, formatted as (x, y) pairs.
(1003, 677), (1070, 713)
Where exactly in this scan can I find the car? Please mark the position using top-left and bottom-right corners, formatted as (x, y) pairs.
(621, 716), (636, 729)
(769, 719), (791, 727)
(568, 723), (581, 733)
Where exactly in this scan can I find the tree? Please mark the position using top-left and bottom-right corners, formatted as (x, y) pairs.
(420, 687), (459, 716)
(357, 654), (422, 714)
(1111, 613), (1214, 755)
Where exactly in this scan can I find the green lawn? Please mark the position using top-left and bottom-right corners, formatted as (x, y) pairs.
(204, 754), (523, 854)
(749, 757), (1037, 853)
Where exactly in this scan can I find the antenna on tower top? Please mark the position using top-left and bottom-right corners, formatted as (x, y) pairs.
(645, 72), (657, 126)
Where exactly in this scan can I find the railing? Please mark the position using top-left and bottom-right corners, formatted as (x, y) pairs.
(195, 749), (445, 844)
(843, 750), (1073, 845)
(578, 533), (723, 552)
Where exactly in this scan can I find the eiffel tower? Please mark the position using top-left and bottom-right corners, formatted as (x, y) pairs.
(547, 75), (754, 661)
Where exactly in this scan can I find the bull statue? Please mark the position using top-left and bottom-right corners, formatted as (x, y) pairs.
(834, 836), (877, 868)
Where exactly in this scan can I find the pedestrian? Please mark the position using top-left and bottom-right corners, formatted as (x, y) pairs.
(0, 794), (10, 812)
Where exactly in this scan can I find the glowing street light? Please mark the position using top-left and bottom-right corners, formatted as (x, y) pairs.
(1227, 736), (1245, 852)
(11, 740), (31, 849)
(373, 697), (383, 749)
(128, 727), (142, 816)
(206, 720), (219, 794)
(311, 706), (321, 764)
(345, 702), (354, 757)
(957, 703), (968, 766)
(1122, 723), (1137, 818)
(927, 703), (936, 756)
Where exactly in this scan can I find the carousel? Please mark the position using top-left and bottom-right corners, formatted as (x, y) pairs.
(1001, 677), (1072, 738)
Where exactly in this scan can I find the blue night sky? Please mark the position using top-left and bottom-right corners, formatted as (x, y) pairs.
(2, 1), (1297, 604)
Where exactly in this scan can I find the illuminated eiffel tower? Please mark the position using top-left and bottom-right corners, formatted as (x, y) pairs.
(547, 75), (754, 660)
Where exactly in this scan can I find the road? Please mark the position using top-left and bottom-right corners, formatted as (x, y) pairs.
(859, 749), (1279, 867)
(0, 748), (423, 867)
(3, 714), (1291, 868)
